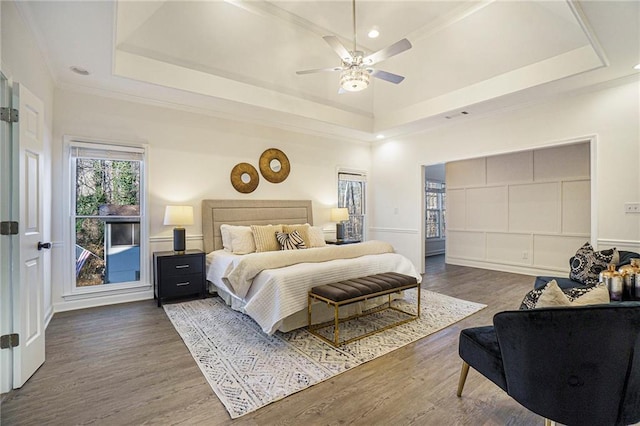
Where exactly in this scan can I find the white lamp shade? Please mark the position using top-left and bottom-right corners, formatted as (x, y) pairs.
(330, 207), (349, 222)
(163, 205), (194, 226)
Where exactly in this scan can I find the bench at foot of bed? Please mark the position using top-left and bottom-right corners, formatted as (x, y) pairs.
(307, 272), (420, 346)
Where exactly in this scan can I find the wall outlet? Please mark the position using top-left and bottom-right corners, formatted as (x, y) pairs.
(624, 202), (640, 213)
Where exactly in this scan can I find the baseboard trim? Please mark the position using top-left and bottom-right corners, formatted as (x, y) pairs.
(53, 289), (154, 313)
(446, 257), (568, 278)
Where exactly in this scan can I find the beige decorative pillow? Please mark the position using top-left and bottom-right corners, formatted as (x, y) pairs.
(535, 280), (610, 308)
(282, 224), (311, 248)
(308, 226), (327, 247)
(251, 224), (283, 252)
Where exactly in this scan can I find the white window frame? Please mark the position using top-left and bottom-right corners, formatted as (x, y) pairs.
(337, 168), (367, 241)
(425, 179), (446, 240)
(62, 136), (150, 299)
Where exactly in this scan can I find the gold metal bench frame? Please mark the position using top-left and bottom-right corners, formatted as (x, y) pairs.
(307, 283), (421, 347)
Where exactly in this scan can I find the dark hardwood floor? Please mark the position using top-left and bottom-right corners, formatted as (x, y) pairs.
(1, 255), (541, 425)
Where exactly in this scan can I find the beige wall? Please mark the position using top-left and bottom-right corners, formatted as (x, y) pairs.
(370, 77), (640, 274)
(446, 143), (590, 273)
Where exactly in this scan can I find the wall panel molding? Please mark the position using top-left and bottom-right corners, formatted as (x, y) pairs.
(597, 239), (640, 252)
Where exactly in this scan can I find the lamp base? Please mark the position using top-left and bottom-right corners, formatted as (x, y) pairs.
(173, 227), (186, 253)
(336, 223), (345, 241)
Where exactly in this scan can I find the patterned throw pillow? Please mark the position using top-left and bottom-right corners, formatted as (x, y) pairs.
(276, 230), (306, 250)
(569, 242), (616, 285)
(520, 280), (610, 310)
(282, 224), (311, 247)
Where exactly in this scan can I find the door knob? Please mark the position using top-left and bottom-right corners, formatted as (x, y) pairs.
(37, 242), (51, 250)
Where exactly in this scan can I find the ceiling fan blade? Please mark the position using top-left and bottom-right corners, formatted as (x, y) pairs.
(371, 69), (405, 84)
(323, 35), (354, 63)
(363, 38), (412, 66)
(296, 66), (343, 75)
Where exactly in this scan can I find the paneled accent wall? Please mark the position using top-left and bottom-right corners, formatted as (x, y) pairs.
(446, 142), (590, 273)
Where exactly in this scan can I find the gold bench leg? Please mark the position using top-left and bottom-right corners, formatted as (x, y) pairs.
(457, 361), (470, 397)
(334, 304), (339, 346)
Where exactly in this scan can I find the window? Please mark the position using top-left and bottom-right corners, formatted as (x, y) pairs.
(338, 171), (366, 241)
(67, 140), (147, 294)
(426, 180), (446, 239)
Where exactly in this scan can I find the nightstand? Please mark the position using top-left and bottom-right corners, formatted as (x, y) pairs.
(325, 239), (362, 245)
(153, 249), (206, 307)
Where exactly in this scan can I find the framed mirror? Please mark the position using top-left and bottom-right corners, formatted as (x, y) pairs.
(230, 162), (259, 193)
(259, 148), (290, 183)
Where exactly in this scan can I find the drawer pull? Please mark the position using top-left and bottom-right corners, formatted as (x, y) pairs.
(176, 282), (191, 287)
(175, 265), (190, 269)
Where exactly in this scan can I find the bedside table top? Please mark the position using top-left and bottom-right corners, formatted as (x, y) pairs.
(154, 249), (204, 258)
(325, 239), (361, 245)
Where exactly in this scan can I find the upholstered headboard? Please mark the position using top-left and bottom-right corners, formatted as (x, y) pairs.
(201, 199), (314, 253)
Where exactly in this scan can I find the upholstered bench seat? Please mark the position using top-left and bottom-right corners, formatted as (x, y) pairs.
(308, 272), (420, 346)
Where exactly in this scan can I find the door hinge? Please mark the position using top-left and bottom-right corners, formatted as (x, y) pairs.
(0, 334), (19, 349)
(0, 221), (19, 235)
(0, 107), (19, 123)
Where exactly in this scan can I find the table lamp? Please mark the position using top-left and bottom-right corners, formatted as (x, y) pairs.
(330, 207), (349, 241)
(163, 205), (194, 253)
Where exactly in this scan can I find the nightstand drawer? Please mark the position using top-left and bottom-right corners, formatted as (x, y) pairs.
(161, 273), (203, 298)
(159, 255), (203, 277)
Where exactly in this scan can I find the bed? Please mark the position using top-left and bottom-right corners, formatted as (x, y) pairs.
(202, 199), (421, 334)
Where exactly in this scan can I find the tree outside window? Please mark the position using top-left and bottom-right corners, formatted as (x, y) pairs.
(73, 147), (143, 287)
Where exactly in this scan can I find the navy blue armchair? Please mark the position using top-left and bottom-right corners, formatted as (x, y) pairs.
(458, 303), (640, 425)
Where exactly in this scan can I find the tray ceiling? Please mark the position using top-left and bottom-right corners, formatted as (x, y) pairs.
(16, 1), (640, 141)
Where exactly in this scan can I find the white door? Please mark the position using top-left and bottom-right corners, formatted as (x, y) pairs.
(12, 83), (46, 388)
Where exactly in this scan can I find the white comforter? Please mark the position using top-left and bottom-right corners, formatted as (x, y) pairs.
(206, 242), (420, 335)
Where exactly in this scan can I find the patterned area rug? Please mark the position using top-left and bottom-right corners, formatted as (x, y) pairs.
(164, 289), (485, 419)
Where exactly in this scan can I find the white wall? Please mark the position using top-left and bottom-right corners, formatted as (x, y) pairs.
(446, 143), (591, 274)
(370, 77), (640, 274)
(51, 88), (371, 311)
(1, 0), (55, 393)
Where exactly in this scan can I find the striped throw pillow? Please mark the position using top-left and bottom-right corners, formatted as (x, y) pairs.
(276, 230), (306, 250)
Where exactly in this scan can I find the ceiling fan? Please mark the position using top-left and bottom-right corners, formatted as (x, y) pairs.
(296, 0), (412, 93)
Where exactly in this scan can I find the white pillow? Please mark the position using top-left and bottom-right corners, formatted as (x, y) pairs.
(220, 224), (233, 251)
(220, 224), (255, 254)
(308, 226), (326, 247)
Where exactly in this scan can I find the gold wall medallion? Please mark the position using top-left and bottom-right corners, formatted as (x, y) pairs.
(230, 162), (259, 193)
(259, 148), (290, 183)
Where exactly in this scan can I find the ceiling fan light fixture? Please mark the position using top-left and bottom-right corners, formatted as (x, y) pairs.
(340, 67), (370, 92)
